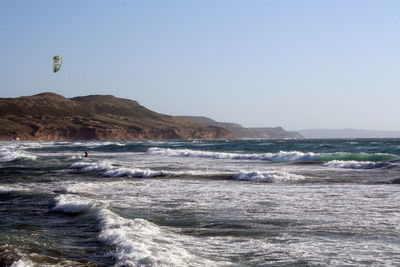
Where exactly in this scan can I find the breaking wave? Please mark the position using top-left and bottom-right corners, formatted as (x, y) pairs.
(53, 195), (95, 213)
(97, 209), (224, 266)
(0, 147), (37, 162)
(233, 170), (306, 182)
(70, 161), (113, 172)
(147, 147), (318, 162)
(317, 152), (398, 162)
(0, 185), (27, 194)
(323, 160), (389, 169)
(69, 160), (307, 183)
(147, 147), (400, 163)
(103, 168), (167, 178)
(52, 194), (228, 266)
(70, 161), (167, 178)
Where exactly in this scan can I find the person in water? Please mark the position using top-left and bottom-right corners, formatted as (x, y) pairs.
(84, 151), (88, 158)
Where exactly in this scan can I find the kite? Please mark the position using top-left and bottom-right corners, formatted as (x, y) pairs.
(53, 55), (63, 73)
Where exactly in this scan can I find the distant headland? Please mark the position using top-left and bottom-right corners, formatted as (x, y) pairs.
(0, 92), (302, 141)
(179, 116), (303, 139)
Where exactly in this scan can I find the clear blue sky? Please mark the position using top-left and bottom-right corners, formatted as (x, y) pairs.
(1, 0), (400, 130)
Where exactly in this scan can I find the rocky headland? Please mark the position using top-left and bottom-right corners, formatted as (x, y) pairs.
(178, 116), (304, 139)
(0, 93), (233, 141)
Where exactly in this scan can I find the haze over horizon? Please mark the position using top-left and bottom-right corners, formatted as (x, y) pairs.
(1, 0), (399, 131)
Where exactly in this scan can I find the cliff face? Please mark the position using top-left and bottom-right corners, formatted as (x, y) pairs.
(179, 116), (304, 139)
(0, 93), (234, 141)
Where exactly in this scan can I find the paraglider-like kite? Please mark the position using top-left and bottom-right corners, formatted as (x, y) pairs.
(53, 55), (63, 73)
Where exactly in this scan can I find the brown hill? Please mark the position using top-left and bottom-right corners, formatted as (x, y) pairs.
(0, 93), (234, 141)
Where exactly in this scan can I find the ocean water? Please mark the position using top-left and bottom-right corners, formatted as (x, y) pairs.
(0, 139), (399, 266)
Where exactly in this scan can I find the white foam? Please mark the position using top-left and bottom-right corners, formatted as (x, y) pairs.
(71, 141), (119, 147)
(103, 167), (166, 178)
(69, 155), (83, 160)
(53, 195), (95, 213)
(0, 185), (17, 194)
(324, 160), (385, 169)
(10, 258), (34, 267)
(70, 161), (114, 172)
(0, 147), (37, 162)
(234, 170), (306, 182)
(58, 182), (102, 194)
(97, 209), (222, 266)
(70, 161), (168, 178)
(69, 159), (309, 180)
(348, 141), (359, 145)
(10, 252), (80, 267)
(0, 185), (28, 194)
(147, 147), (318, 162)
(267, 151), (318, 161)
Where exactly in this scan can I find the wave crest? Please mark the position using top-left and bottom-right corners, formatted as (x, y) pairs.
(97, 209), (226, 266)
(70, 161), (167, 178)
(323, 160), (388, 169)
(104, 168), (167, 178)
(53, 195), (94, 213)
(0, 147), (37, 162)
(234, 170), (306, 182)
(147, 147), (318, 162)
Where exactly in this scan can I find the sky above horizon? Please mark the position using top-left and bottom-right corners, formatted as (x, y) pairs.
(1, 0), (400, 131)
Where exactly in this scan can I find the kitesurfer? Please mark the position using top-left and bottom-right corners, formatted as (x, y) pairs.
(84, 151), (88, 158)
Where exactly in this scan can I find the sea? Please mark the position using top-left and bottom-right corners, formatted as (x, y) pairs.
(0, 139), (399, 266)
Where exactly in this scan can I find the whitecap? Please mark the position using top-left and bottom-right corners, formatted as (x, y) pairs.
(70, 161), (114, 172)
(97, 209), (225, 267)
(323, 160), (385, 169)
(53, 195), (94, 213)
(233, 170), (306, 182)
(103, 167), (166, 178)
(0, 185), (27, 194)
(70, 161), (167, 178)
(10, 258), (35, 267)
(0, 147), (37, 162)
(147, 147), (318, 162)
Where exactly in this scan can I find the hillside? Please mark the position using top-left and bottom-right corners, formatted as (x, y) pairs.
(0, 93), (234, 141)
(178, 116), (304, 139)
